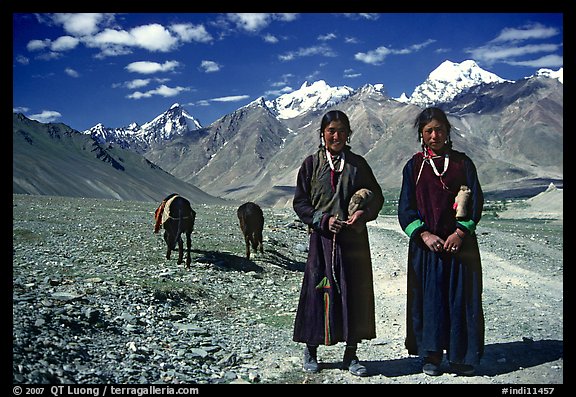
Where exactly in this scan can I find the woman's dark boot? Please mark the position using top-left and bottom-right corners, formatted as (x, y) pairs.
(422, 351), (443, 376)
(342, 345), (367, 377)
(303, 344), (319, 373)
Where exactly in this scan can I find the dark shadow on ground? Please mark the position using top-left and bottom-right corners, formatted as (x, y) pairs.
(260, 248), (306, 272)
(191, 249), (264, 272)
(321, 339), (563, 378)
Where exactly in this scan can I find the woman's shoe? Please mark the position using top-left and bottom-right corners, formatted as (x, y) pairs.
(343, 346), (368, 376)
(422, 361), (442, 376)
(344, 356), (368, 377)
(450, 362), (475, 376)
(422, 353), (443, 376)
(303, 345), (319, 373)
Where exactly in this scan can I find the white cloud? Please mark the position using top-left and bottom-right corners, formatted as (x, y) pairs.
(467, 23), (563, 68)
(16, 55), (29, 65)
(227, 13), (271, 32)
(50, 13), (113, 36)
(318, 33), (337, 41)
(210, 95), (250, 103)
(125, 60), (180, 74)
(130, 24), (178, 52)
(276, 14), (299, 22)
(37, 52), (62, 61)
(355, 46), (391, 64)
(279, 44), (336, 61)
(89, 28), (134, 47)
(51, 36), (80, 51)
(227, 13), (299, 33)
(200, 60), (220, 73)
(84, 24), (179, 56)
(28, 110), (62, 123)
(27, 39), (51, 51)
(126, 79), (151, 89)
(191, 94), (251, 107)
(343, 68), (361, 79)
(170, 23), (213, 43)
(127, 84), (189, 99)
(355, 40), (435, 65)
(13, 106), (30, 113)
(263, 34), (278, 44)
(492, 23), (560, 43)
(468, 43), (562, 65)
(504, 54), (564, 68)
(264, 86), (293, 97)
(342, 13), (379, 21)
(65, 68), (79, 77)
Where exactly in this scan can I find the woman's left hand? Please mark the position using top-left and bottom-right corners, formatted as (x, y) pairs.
(443, 231), (462, 253)
(345, 210), (366, 233)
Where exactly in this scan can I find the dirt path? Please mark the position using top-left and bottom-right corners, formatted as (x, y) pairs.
(294, 215), (563, 385)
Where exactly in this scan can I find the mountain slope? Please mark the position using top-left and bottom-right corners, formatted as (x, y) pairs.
(13, 113), (228, 205)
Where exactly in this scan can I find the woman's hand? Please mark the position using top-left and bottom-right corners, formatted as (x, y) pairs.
(328, 215), (346, 234)
(420, 231), (445, 252)
(443, 230), (464, 254)
(345, 210), (367, 233)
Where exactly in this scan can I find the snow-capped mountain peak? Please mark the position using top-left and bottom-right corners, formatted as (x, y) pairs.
(407, 59), (509, 107)
(83, 103), (203, 152)
(356, 83), (388, 96)
(534, 67), (563, 84)
(140, 103), (202, 141)
(265, 80), (354, 119)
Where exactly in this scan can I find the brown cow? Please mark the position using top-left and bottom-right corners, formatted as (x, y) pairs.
(154, 194), (196, 269)
(237, 202), (264, 260)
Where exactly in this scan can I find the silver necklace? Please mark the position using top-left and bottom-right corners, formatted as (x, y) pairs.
(428, 152), (449, 177)
(326, 149), (345, 172)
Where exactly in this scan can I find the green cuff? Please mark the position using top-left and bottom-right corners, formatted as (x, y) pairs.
(404, 219), (425, 238)
(457, 219), (477, 234)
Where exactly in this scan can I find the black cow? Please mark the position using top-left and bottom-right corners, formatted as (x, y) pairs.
(237, 202), (264, 260)
(155, 194), (196, 269)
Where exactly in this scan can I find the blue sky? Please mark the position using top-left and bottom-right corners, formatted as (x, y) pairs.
(12, 12), (563, 131)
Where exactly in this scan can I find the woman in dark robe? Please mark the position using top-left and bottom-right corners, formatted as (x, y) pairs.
(398, 107), (484, 377)
(292, 110), (384, 377)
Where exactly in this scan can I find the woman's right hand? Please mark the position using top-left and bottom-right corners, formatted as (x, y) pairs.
(420, 231), (445, 252)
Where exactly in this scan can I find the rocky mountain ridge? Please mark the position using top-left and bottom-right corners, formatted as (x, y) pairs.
(13, 60), (563, 206)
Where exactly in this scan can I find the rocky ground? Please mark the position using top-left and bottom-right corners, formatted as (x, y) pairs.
(12, 194), (563, 386)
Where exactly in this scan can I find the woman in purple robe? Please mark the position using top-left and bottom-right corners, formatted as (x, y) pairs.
(398, 107), (484, 377)
(292, 110), (384, 377)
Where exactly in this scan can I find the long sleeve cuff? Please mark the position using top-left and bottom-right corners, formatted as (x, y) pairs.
(457, 219), (477, 234)
(403, 219), (426, 238)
